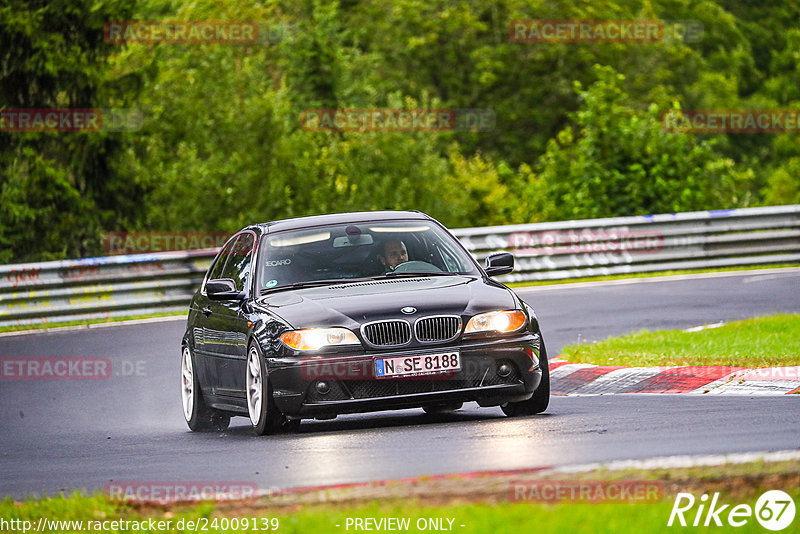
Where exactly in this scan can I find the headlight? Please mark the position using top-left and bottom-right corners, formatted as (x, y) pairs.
(280, 328), (361, 351)
(464, 310), (527, 335)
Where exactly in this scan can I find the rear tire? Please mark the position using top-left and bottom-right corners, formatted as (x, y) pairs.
(181, 345), (230, 432)
(501, 341), (550, 416)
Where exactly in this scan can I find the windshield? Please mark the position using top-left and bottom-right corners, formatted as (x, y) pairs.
(257, 220), (479, 291)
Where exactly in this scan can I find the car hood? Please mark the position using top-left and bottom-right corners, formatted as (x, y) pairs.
(255, 276), (517, 329)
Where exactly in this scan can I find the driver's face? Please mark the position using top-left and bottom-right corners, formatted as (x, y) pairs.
(380, 241), (408, 269)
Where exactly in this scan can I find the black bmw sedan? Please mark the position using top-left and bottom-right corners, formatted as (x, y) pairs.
(181, 211), (549, 434)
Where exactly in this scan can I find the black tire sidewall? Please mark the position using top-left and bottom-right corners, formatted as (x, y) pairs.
(502, 340), (550, 416)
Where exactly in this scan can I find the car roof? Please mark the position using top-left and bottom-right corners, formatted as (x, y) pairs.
(242, 210), (434, 234)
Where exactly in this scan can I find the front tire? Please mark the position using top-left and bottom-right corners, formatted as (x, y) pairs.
(181, 345), (230, 432)
(501, 341), (550, 416)
(246, 343), (284, 435)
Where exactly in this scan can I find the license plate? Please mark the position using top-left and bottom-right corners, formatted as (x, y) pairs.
(374, 352), (460, 378)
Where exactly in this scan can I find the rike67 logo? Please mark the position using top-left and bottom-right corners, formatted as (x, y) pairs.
(668, 490), (795, 531)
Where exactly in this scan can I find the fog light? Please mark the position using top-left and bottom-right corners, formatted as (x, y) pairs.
(497, 363), (513, 378)
(315, 380), (331, 395)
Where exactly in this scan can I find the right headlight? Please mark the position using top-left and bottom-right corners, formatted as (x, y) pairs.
(280, 327), (361, 351)
(464, 310), (527, 335)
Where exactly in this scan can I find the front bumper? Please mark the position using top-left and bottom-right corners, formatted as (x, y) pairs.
(267, 333), (543, 418)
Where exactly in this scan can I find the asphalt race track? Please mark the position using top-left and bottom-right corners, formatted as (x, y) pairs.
(1, 269), (799, 498)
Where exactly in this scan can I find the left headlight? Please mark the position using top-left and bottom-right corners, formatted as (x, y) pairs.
(464, 310), (527, 335)
(280, 327), (361, 351)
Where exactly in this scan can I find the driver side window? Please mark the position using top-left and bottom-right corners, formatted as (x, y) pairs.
(223, 234), (254, 292)
(207, 238), (237, 282)
(206, 233), (254, 292)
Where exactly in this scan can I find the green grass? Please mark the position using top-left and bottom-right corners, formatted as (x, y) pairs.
(0, 311), (185, 334)
(2, 491), (795, 534)
(3, 460), (798, 533)
(560, 313), (800, 367)
(507, 263), (800, 288)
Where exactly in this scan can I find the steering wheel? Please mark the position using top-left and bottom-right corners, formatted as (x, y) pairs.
(391, 260), (442, 273)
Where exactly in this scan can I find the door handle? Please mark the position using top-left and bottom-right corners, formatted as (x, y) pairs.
(202, 307), (212, 317)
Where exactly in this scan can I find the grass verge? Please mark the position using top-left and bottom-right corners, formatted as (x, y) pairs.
(2, 460), (798, 533)
(560, 313), (800, 367)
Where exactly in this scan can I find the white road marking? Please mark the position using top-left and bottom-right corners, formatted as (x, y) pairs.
(0, 314), (186, 338)
(517, 266), (800, 292)
(552, 449), (800, 474)
(683, 321), (725, 332)
(700, 380), (800, 395)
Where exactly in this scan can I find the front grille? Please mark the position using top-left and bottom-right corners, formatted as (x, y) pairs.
(415, 315), (461, 343)
(361, 320), (412, 347)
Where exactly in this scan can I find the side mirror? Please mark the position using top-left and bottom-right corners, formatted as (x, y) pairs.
(485, 252), (514, 277)
(206, 278), (245, 301)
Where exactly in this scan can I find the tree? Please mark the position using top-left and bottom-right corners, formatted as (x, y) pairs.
(527, 65), (754, 220)
(0, 0), (144, 262)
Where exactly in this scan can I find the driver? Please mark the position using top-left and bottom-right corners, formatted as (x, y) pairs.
(379, 239), (409, 271)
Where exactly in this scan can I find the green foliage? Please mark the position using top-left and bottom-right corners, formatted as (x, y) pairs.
(762, 157), (800, 205)
(0, 0), (144, 262)
(528, 65), (754, 219)
(0, 149), (96, 262)
(1, 0), (799, 263)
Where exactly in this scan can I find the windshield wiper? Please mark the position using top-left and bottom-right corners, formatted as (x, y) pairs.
(259, 277), (382, 294)
(383, 271), (461, 277)
(259, 272), (468, 294)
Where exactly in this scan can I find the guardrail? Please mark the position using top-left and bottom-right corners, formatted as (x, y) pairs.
(1, 205), (798, 328)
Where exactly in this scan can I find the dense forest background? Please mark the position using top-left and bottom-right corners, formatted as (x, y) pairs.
(1, 0), (799, 263)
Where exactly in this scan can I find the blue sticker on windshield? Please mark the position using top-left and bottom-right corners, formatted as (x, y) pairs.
(265, 279), (278, 288)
